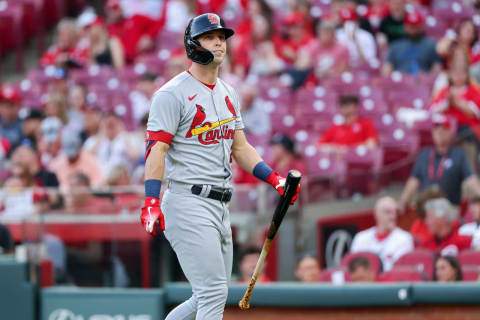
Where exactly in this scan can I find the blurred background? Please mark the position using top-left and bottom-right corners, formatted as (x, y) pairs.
(1, 0), (480, 318)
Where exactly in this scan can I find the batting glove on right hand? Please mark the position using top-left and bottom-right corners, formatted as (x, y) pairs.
(266, 172), (301, 205)
(141, 197), (165, 236)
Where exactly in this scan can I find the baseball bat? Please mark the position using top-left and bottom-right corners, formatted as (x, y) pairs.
(238, 169), (302, 310)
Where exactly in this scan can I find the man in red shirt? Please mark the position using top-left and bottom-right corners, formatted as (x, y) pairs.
(274, 11), (314, 64)
(420, 198), (472, 255)
(105, 0), (163, 63)
(317, 94), (379, 150)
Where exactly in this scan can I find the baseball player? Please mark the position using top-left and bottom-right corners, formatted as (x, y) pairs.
(140, 13), (300, 320)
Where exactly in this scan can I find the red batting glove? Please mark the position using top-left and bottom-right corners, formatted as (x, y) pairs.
(140, 197), (165, 236)
(266, 172), (301, 205)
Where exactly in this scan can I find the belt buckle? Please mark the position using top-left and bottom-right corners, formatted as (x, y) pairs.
(220, 189), (230, 202)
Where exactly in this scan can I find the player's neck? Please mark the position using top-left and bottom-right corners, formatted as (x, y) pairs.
(189, 63), (219, 86)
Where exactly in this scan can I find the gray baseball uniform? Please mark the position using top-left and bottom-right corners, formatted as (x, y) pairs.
(147, 71), (244, 320)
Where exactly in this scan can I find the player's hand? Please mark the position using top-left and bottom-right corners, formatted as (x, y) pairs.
(266, 172), (301, 205)
(140, 197), (165, 236)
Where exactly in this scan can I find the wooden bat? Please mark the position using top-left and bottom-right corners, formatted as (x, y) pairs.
(238, 170), (302, 310)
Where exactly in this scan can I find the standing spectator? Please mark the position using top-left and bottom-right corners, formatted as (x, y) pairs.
(130, 73), (158, 124)
(378, 0), (407, 46)
(295, 255), (321, 282)
(105, 0), (162, 63)
(40, 19), (88, 68)
(317, 94), (379, 150)
(49, 133), (104, 193)
(83, 112), (138, 178)
(85, 17), (125, 69)
(420, 198), (472, 255)
(382, 10), (442, 75)
(296, 19), (350, 80)
(274, 11), (314, 65)
(336, 7), (377, 68)
(436, 19), (480, 67)
(348, 256), (377, 282)
(430, 62), (480, 170)
(238, 247), (271, 283)
(0, 224), (14, 254)
(435, 256), (463, 282)
(350, 196), (414, 271)
(239, 84), (271, 136)
(270, 134), (306, 178)
(399, 114), (480, 210)
(0, 86), (22, 153)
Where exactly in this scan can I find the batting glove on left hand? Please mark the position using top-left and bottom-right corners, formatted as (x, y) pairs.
(140, 197), (165, 236)
(266, 172), (301, 205)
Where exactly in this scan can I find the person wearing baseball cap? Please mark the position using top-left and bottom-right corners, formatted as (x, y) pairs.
(274, 11), (314, 64)
(0, 86), (23, 152)
(382, 10), (442, 75)
(399, 113), (480, 213)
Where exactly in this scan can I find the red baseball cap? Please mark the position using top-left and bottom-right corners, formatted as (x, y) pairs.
(404, 10), (424, 26)
(339, 7), (358, 22)
(284, 11), (304, 26)
(432, 114), (453, 129)
(105, 0), (121, 9)
(0, 86), (21, 103)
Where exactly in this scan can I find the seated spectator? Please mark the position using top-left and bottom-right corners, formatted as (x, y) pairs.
(45, 94), (68, 125)
(19, 108), (45, 150)
(274, 11), (314, 65)
(435, 255), (463, 282)
(295, 255), (321, 282)
(270, 134), (306, 178)
(382, 10), (442, 75)
(420, 198), (472, 255)
(83, 111), (138, 178)
(49, 133), (104, 193)
(296, 19), (350, 81)
(0, 224), (14, 254)
(130, 72), (158, 124)
(365, 0), (390, 31)
(65, 172), (113, 214)
(38, 117), (63, 167)
(351, 196), (413, 270)
(377, 0), (407, 47)
(82, 105), (102, 141)
(235, 0), (273, 37)
(317, 94), (379, 150)
(11, 145), (62, 210)
(240, 84), (271, 136)
(105, 0), (161, 63)
(430, 62), (480, 170)
(348, 256), (376, 282)
(233, 14), (284, 77)
(437, 19), (480, 68)
(459, 196), (480, 241)
(66, 84), (87, 136)
(0, 86), (22, 153)
(336, 7), (377, 68)
(238, 246), (271, 283)
(40, 18), (88, 68)
(85, 17), (125, 69)
(411, 185), (446, 245)
(399, 114), (480, 210)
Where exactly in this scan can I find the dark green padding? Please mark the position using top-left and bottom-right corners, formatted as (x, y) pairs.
(412, 283), (480, 304)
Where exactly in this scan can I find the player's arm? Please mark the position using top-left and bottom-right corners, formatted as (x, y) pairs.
(232, 129), (300, 204)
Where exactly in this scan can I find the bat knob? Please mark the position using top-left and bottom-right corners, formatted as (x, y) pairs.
(238, 299), (250, 310)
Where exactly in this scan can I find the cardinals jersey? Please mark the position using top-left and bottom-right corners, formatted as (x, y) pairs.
(350, 227), (414, 271)
(147, 71), (244, 188)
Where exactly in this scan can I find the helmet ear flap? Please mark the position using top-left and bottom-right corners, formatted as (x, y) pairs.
(184, 22), (214, 65)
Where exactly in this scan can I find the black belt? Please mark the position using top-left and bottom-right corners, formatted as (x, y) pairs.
(191, 185), (232, 202)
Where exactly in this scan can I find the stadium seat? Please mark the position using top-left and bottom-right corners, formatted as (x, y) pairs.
(344, 147), (383, 195)
(340, 252), (382, 275)
(318, 267), (351, 283)
(393, 249), (435, 281)
(461, 266), (480, 281)
(458, 250), (480, 267)
(377, 266), (425, 282)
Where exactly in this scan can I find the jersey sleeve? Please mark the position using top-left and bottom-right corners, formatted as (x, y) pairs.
(147, 90), (182, 138)
(233, 89), (245, 130)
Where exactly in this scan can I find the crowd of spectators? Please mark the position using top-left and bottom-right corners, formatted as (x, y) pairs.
(2, 0), (480, 285)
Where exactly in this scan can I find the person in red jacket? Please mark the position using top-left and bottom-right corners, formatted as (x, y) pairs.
(317, 94), (379, 150)
(419, 198), (472, 256)
(105, 0), (163, 63)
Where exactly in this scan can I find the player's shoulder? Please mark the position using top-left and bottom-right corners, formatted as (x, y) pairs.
(216, 77), (237, 95)
(151, 72), (192, 104)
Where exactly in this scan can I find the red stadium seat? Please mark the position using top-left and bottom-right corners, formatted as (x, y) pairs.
(340, 252), (382, 275)
(377, 266), (425, 282)
(458, 250), (480, 267)
(461, 266), (480, 281)
(394, 249), (435, 281)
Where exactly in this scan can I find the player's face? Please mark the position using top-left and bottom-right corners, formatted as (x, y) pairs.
(197, 30), (227, 65)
